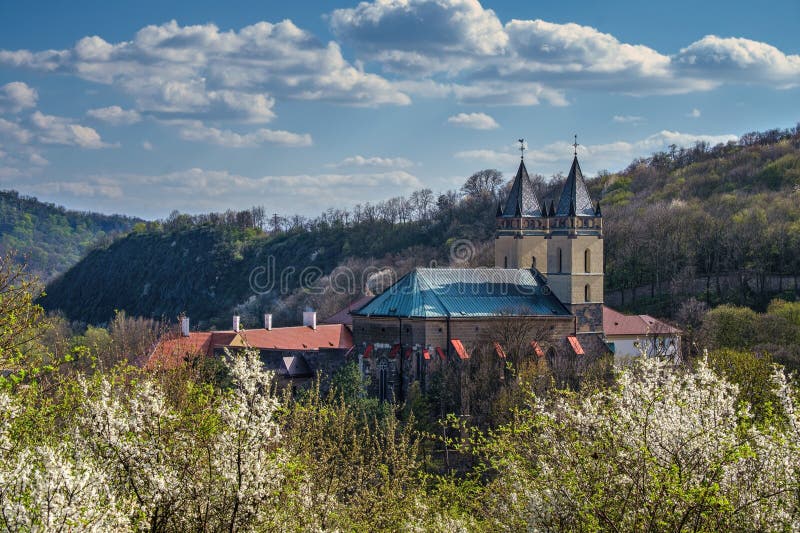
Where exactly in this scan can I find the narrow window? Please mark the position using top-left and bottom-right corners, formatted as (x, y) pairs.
(504, 256), (508, 268)
(584, 249), (591, 273)
(378, 359), (389, 402)
(557, 248), (563, 273)
(585, 284), (591, 302)
(531, 256), (537, 269)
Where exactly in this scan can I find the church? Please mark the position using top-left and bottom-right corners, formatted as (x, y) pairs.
(352, 145), (611, 402)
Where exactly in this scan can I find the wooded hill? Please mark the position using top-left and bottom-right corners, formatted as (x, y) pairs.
(40, 124), (800, 327)
(0, 190), (139, 280)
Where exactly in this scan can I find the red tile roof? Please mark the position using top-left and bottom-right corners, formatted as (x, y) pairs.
(603, 306), (680, 336)
(148, 332), (215, 369)
(237, 324), (353, 350)
(567, 335), (585, 356)
(450, 339), (470, 360)
(147, 324), (353, 370)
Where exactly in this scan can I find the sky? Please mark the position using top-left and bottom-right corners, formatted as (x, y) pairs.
(0, 0), (798, 219)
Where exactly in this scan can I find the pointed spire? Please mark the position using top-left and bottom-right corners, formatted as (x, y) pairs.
(595, 201), (602, 217)
(501, 159), (543, 218)
(496, 201), (504, 217)
(555, 154), (596, 217)
(549, 200), (555, 217)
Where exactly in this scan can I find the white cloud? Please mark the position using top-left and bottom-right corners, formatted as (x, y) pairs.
(331, 0), (508, 60)
(87, 105), (142, 125)
(329, 155), (414, 168)
(447, 112), (499, 130)
(687, 108), (701, 118)
(675, 35), (800, 88)
(176, 120), (312, 147)
(142, 140), (153, 150)
(0, 19), (409, 124)
(30, 111), (113, 148)
(0, 118), (33, 143)
(0, 82), (38, 112)
(330, 1), (799, 100)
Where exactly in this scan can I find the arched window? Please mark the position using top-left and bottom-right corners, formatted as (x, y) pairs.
(378, 359), (389, 402)
(557, 248), (563, 273)
(585, 284), (591, 302)
(504, 256), (508, 268)
(584, 249), (591, 273)
(531, 256), (537, 269)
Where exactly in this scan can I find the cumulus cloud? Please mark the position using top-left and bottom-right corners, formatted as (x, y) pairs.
(454, 148), (519, 167)
(330, 0), (505, 53)
(329, 155), (414, 168)
(87, 105), (142, 125)
(0, 19), (409, 123)
(30, 111), (112, 148)
(675, 35), (800, 88)
(447, 112), (499, 130)
(687, 108), (701, 118)
(329, 0), (799, 99)
(0, 82), (38, 112)
(142, 140), (153, 150)
(175, 120), (312, 147)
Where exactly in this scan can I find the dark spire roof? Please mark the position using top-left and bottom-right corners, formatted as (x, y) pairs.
(496, 201), (503, 217)
(555, 156), (596, 217)
(595, 201), (602, 217)
(548, 200), (555, 217)
(501, 160), (543, 218)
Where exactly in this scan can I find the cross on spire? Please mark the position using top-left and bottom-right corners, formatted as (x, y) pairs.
(573, 134), (579, 157)
(518, 138), (525, 160)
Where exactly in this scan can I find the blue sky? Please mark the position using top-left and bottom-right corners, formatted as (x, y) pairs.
(0, 0), (798, 218)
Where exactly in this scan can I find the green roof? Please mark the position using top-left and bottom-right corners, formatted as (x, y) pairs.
(354, 268), (571, 319)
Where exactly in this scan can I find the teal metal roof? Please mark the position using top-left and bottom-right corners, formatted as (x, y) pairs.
(354, 268), (571, 318)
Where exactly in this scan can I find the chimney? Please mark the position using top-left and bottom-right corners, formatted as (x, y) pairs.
(264, 313), (272, 331)
(180, 316), (190, 337)
(233, 315), (240, 332)
(303, 310), (317, 330)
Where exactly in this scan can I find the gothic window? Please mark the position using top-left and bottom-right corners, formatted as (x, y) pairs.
(584, 249), (591, 273)
(378, 359), (389, 402)
(504, 256), (508, 268)
(415, 351), (426, 391)
(531, 256), (537, 269)
(557, 248), (563, 273)
(585, 284), (591, 302)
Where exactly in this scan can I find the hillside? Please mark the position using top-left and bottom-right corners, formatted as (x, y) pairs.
(0, 190), (139, 280)
(41, 124), (800, 326)
(41, 198), (497, 327)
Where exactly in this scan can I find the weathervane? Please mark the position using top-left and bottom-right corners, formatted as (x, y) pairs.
(573, 134), (579, 156)
(518, 138), (525, 160)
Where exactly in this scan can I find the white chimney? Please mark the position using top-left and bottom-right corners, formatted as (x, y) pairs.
(264, 313), (272, 331)
(233, 315), (240, 332)
(180, 316), (190, 337)
(303, 310), (317, 330)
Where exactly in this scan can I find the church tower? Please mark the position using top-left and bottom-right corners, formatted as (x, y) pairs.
(494, 139), (604, 333)
(494, 150), (548, 271)
(546, 153), (604, 333)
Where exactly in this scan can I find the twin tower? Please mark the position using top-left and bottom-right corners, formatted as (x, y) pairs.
(494, 154), (604, 333)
